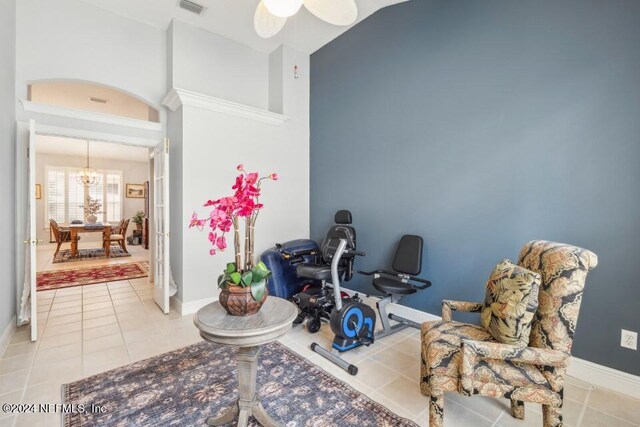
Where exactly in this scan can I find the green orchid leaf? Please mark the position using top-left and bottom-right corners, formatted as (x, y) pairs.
(241, 271), (253, 287)
(226, 262), (236, 274)
(250, 280), (266, 301)
(251, 266), (268, 282)
(257, 261), (268, 271)
(217, 274), (227, 288)
(230, 272), (242, 285)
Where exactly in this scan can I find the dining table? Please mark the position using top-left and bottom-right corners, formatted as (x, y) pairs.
(68, 223), (112, 259)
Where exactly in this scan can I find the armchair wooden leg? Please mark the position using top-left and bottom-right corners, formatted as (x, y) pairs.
(429, 394), (444, 427)
(510, 399), (525, 419)
(121, 238), (129, 254)
(542, 403), (562, 427)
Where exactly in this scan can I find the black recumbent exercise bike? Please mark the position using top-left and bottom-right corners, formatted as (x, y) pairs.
(292, 211), (432, 375)
(360, 234), (432, 340)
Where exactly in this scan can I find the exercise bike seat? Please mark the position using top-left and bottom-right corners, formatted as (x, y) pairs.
(360, 235), (432, 296)
(372, 277), (417, 295)
(297, 264), (346, 281)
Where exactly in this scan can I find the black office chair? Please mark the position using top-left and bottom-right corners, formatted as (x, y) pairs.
(296, 210), (357, 283)
(359, 234), (432, 339)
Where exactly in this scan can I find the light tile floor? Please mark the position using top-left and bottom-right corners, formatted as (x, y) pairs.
(1, 283), (639, 427)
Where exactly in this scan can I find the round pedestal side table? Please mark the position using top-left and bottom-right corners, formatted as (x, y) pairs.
(194, 297), (298, 427)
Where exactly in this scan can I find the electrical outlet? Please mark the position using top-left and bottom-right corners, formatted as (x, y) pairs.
(621, 329), (637, 350)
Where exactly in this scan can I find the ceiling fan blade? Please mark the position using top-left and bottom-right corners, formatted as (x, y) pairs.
(303, 0), (358, 26)
(254, 1), (287, 39)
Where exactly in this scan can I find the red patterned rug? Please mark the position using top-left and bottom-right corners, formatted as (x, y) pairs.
(37, 262), (149, 291)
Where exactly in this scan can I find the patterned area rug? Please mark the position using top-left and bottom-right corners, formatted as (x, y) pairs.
(53, 247), (132, 264)
(37, 262), (149, 291)
(62, 341), (417, 427)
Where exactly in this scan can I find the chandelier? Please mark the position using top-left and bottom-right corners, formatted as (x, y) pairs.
(77, 141), (99, 188)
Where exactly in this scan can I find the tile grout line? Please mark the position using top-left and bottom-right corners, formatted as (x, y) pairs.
(105, 282), (132, 365)
(10, 289), (57, 427)
(491, 410), (506, 426)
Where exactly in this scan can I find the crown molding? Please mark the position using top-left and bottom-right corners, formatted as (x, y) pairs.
(19, 100), (162, 132)
(162, 88), (289, 126)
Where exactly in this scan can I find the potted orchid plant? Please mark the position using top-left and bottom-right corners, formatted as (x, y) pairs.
(189, 165), (278, 316)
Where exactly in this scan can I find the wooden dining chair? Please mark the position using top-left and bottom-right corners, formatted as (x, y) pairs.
(50, 219), (79, 259)
(103, 218), (130, 255)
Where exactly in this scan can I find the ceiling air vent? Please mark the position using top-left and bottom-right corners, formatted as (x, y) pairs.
(179, 0), (205, 15)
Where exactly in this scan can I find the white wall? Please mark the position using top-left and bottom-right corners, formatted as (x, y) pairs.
(35, 152), (149, 242)
(15, 0), (167, 138)
(170, 20), (270, 110)
(173, 39), (311, 305)
(167, 108), (184, 301)
(0, 0), (16, 337)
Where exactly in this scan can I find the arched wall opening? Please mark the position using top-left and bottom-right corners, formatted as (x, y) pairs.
(28, 80), (160, 123)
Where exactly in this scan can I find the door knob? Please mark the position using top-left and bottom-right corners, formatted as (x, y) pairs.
(23, 239), (43, 244)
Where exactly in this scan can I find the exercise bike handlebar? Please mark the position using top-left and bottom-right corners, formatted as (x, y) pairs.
(358, 269), (433, 290)
(344, 249), (366, 257)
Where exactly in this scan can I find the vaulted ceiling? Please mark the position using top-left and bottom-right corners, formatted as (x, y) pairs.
(79, 0), (408, 53)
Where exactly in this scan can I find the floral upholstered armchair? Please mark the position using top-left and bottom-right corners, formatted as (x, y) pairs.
(420, 241), (598, 427)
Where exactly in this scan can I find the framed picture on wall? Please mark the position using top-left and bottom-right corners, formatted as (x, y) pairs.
(126, 184), (146, 198)
(35, 184), (42, 200)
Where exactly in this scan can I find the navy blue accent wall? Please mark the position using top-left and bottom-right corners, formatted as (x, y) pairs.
(310, 0), (640, 374)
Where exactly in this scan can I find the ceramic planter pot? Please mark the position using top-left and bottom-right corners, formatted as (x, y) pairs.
(219, 283), (268, 316)
(86, 214), (97, 224)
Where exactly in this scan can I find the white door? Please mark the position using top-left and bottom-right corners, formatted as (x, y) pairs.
(153, 138), (170, 313)
(25, 120), (38, 341)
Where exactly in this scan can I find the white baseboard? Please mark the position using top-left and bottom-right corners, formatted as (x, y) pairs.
(171, 296), (218, 316)
(567, 356), (640, 400)
(344, 289), (640, 399)
(0, 316), (17, 359)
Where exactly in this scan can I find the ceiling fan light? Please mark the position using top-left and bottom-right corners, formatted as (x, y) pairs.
(255, 1), (287, 38)
(263, 0), (303, 18)
(303, 0), (358, 26)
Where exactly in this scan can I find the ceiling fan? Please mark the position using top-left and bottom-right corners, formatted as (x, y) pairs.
(254, 0), (358, 38)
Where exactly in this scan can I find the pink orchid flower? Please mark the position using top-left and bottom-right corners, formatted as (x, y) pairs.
(189, 212), (205, 229)
(190, 165), (277, 259)
(216, 236), (227, 251)
(245, 172), (259, 185)
(218, 219), (232, 232)
(210, 209), (227, 222)
(232, 174), (244, 191)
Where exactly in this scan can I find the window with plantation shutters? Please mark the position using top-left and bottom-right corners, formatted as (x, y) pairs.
(105, 173), (122, 222)
(46, 168), (66, 224)
(45, 167), (123, 227)
(67, 171), (85, 223)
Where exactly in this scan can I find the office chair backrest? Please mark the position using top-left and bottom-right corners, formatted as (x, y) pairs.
(320, 210), (357, 281)
(392, 235), (423, 276)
